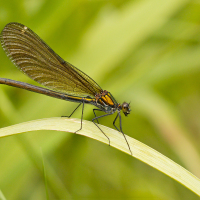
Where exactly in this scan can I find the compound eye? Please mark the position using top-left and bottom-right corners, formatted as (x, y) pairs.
(122, 102), (131, 116)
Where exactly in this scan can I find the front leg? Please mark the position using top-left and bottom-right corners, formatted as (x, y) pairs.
(113, 112), (132, 155)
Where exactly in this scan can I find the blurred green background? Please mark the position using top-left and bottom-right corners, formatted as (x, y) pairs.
(0, 0), (200, 199)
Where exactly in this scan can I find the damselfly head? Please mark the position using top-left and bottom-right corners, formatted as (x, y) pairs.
(121, 102), (131, 116)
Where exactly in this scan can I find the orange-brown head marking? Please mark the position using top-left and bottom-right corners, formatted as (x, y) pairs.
(121, 102), (131, 116)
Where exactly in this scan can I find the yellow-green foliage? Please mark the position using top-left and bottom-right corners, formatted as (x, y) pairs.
(0, 0), (200, 199)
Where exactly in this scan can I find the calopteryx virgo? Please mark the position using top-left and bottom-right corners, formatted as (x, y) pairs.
(0, 22), (132, 154)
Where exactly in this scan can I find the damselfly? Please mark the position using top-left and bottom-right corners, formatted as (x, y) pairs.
(0, 23), (132, 154)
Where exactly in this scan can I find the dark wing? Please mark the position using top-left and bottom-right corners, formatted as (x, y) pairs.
(0, 22), (102, 97)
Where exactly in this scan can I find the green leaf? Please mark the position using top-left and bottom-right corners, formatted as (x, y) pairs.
(0, 117), (200, 196)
